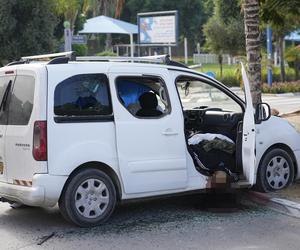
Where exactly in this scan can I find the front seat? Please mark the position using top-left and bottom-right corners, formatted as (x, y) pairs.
(136, 92), (163, 117)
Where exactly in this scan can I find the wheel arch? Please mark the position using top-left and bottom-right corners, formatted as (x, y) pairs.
(59, 161), (123, 202)
(258, 143), (298, 180)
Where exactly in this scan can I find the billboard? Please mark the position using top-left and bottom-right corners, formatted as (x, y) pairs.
(138, 11), (178, 45)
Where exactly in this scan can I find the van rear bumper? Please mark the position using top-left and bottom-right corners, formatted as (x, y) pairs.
(0, 174), (68, 207)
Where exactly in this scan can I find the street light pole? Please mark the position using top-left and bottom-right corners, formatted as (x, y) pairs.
(64, 21), (72, 52)
(267, 25), (273, 87)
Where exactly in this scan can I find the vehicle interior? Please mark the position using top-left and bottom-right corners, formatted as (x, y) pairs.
(176, 76), (245, 181)
(116, 76), (170, 118)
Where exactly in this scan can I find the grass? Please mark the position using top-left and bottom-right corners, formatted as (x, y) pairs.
(199, 64), (237, 76)
(173, 58), (298, 89)
(194, 63), (297, 88)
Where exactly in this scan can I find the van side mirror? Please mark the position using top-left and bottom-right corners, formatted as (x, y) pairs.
(255, 102), (271, 124)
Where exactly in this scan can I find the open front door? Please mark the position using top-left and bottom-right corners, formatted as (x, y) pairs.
(241, 63), (256, 185)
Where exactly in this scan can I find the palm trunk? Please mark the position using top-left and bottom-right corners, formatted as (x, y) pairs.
(295, 60), (300, 80)
(218, 54), (223, 78)
(103, 0), (112, 51)
(105, 34), (112, 51)
(243, 0), (262, 108)
(279, 35), (286, 82)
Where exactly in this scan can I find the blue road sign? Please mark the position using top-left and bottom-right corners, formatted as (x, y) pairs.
(72, 35), (87, 45)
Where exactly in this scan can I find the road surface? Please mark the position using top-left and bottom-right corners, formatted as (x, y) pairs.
(178, 86), (300, 114)
(1, 194), (300, 250)
(262, 94), (300, 114)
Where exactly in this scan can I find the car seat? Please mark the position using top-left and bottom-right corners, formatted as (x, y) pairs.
(136, 92), (163, 117)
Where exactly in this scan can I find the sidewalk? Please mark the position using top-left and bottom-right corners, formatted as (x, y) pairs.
(281, 110), (300, 132)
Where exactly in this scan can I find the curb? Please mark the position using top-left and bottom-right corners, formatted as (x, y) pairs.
(280, 110), (300, 118)
(245, 191), (300, 218)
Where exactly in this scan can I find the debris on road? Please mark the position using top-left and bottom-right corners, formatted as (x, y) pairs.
(37, 232), (56, 246)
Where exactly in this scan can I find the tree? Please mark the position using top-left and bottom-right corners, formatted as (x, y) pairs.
(203, 17), (225, 76)
(83, 0), (125, 51)
(243, 0), (262, 107)
(0, 0), (57, 65)
(260, 0), (300, 82)
(204, 0), (245, 77)
(285, 46), (300, 80)
(54, 0), (82, 33)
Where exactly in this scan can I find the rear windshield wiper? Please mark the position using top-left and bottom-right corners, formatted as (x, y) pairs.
(0, 80), (12, 112)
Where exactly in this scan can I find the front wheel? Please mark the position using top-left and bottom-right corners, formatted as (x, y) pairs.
(59, 168), (117, 227)
(255, 148), (294, 192)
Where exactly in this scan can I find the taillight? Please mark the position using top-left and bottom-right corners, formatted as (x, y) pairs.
(33, 121), (47, 161)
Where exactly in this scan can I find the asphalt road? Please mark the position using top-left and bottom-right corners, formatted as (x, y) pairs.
(262, 94), (300, 114)
(1, 193), (300, 250)
(179, 86), (300, 114)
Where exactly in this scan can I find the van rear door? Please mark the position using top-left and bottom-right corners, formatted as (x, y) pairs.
(4, 71), (39, 185)
(0, 71), (16, 183)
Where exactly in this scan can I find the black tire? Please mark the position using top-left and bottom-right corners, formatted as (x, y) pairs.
(59, 168), (117, 227)
(255, 148), (294, 192)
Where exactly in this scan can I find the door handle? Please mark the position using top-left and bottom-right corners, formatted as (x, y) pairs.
(162, 129), (178, 136)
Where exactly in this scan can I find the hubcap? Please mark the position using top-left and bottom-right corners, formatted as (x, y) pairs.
(75, 178), (109, 219)
(266, 156), (290, 190)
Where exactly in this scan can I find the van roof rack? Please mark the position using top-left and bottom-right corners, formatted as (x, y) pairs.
(76, 55), (188, 69)
(6, 51), (74, 66)
(21, 51), (74, 61)
(76, 54), (170, 64)
(6, 52), (189, 69)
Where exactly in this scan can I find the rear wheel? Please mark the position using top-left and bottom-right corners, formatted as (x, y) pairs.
(59, 168), (116, 227)
(256, 148), (294, 192)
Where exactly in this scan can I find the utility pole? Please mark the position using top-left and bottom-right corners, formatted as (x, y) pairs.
(267, 25), (273, 87)
(184, 37), (188, 65)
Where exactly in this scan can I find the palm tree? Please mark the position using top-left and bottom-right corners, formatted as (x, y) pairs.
(55, 0), (81, 33)
(260, 0), (300, 82)
(243, 0), (262, 107)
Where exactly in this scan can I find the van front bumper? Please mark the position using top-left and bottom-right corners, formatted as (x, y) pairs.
(0, 174), (68, 207)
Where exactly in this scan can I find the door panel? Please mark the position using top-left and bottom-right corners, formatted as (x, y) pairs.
(110, 68), (188, 194)
(241, 63), (256, 184)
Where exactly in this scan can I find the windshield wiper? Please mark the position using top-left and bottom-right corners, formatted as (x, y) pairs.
(0, 80), (12, 112)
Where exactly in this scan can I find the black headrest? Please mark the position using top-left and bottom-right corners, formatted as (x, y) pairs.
(139, 92), (158, 109)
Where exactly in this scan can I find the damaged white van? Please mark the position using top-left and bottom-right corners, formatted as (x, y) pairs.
(0, 53), (299, 227)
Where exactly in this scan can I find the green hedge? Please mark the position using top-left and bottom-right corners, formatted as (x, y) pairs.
(72, 44), (88, 56)
(218, 75), (240, 87)
(96, 51), (117, 56)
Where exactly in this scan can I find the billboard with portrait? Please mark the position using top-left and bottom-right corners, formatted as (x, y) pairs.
(138, 11), (178, 45)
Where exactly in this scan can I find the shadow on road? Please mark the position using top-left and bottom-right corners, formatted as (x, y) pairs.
(0, 192), (250, 232)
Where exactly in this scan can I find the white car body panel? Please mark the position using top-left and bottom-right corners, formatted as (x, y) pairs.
(0, 61), (298, 207)
(109, 66), (188, 194)
(255, 116), (300, 180)
(46, 64), (120, 177)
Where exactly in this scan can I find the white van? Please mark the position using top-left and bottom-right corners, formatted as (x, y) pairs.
(0, 53), (299, 227)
